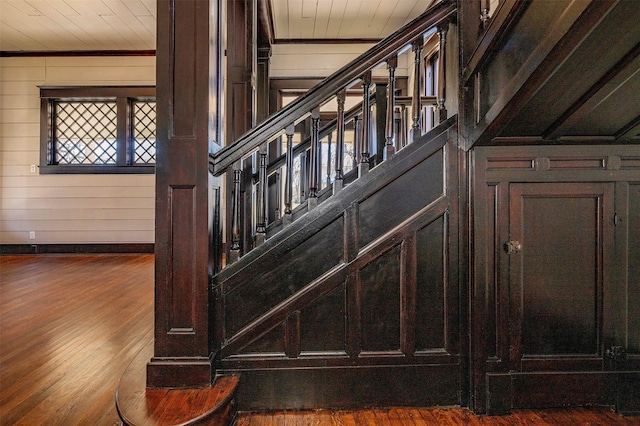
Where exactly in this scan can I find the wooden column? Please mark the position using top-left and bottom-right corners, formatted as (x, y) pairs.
(149, 0), (216, 388)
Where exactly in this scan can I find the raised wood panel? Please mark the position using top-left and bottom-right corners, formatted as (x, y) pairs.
(358, 148), (444, 248)
(628, 183), (640, 353)
(415, 214), (446, 351)
(360, 245), (402, 352)
(511, 183), (610, 358)
(299, 284), (346, 353)
(225, 217), (344, 336)
(239, 323), (286, 355)
(234, 365), (460, 411)
(473, 144), (640, 414)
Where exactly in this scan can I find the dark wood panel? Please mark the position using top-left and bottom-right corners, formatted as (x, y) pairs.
(358, 148), (444, 248)
(299, 284), (346, 353)
(238, 323), (285, 355)
(473, 145), (640, 413)
(360, 245), (402, 352)
(513, 185), (607, 356)
(231, 365), (460, 411)
(224, 217), (344, 336)
(629, 183), (640, 354)
(415, 214), (446, 350)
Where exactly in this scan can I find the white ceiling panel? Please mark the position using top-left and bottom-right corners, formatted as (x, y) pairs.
(0, 0), (435, 52)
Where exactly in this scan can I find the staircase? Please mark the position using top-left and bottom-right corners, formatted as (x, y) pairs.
(207, 0), (461, 412)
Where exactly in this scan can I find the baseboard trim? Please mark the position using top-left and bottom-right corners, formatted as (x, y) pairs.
(0, 243), (154, 255)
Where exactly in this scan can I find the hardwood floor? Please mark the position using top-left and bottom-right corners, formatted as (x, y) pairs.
(235, 407), (640, 425)
(1, 254), (638, 426)
(0, 254), (154, 426)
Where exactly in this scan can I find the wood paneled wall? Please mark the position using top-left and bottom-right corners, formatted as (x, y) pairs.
(0, 56), (156, 245)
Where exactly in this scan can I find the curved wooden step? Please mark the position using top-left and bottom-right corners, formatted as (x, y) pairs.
(116, 339), (239, 425)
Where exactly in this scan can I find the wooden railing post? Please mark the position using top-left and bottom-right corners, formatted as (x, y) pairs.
(283, 124), (295, 225)
(353, 115), (361, 170)
(384, 55), (398, 161)
(308, 108), (320, 210)
(326, 132), (332, 186)
(359, 71), (372, 176)
(411, 37), (423, 142)
(437, 23), (448, 124)
(229, 167), (242, 263)
(255, 151), (268, 246)
(334, 89), (346, 193)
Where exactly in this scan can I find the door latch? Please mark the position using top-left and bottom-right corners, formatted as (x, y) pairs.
(504, 240), (522, 255)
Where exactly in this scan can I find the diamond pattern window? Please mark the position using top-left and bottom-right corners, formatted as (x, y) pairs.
(40, 86), (156, 174)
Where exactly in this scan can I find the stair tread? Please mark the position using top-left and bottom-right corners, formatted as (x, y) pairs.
(116, 338), (239, 426)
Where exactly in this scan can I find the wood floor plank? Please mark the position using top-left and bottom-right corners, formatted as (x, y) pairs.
(0, 254), (154, 426)
(2, 255), (640, 426)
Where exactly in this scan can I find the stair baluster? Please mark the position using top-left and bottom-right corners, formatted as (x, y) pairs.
(437, 23), (448, 124)
(334, 90), (346, 193)
(229, 168), (242, 264)
(283, 124), (295, 225)
(411, 37), (424, 142)
(384, 55), (398, 161)
(359, 71), (372, 176)
(255, 152), (267, 246)
(308, 108), (320, 209)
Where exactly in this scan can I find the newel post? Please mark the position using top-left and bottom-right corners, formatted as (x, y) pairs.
(148, 0), (216, 388)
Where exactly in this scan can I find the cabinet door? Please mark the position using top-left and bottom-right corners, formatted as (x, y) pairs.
(507, 183), (615, 372)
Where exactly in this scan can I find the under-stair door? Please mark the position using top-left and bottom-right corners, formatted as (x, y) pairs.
(507, 183), (614, 374)
(505, 181), (639, 413)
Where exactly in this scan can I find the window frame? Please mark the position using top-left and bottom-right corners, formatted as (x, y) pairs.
(39, 86), (156, 174)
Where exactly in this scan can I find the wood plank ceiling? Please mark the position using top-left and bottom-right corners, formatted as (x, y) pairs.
(269, 0), (431, 41)
(0, 0), (432, 52)
(0, 0), (157, 51)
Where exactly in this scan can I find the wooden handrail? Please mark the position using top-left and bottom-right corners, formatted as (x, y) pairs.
(210, 0), (456, 176)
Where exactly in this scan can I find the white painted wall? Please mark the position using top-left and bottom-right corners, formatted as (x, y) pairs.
(270, 43), (411, 79)
(0, 56), (156, 245)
